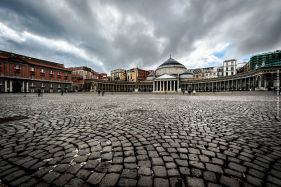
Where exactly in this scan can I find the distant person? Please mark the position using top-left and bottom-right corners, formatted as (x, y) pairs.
(193, 90), (196, 95)
(38, 88), (41, 97)
(24, 87), (27, 97)
(188, 90), (191, 95)
(61, 89), (64, 96)
(98, 90), (101, 96)
(102, 90), (105, 96)
(182, 89), (185, 95)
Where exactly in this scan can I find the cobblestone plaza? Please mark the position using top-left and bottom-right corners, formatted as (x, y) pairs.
(0, 93), (281, 187)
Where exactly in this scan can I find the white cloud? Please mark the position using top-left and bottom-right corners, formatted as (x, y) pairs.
(180, 38), (230, 69)
(0, 22), (106, 71)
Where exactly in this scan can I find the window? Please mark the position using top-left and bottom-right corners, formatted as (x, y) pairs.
(231, 72), (234, 75)
(30, 67), (35, 71)
(15, 64), (20, 69)
(41, 69), (44, 73)
(226, 72), (228, 76)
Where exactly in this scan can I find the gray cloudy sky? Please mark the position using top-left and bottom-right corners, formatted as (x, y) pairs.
(0, 0), (281, 73)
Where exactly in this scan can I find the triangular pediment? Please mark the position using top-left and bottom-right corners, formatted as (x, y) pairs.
(156, 74), (177, 80)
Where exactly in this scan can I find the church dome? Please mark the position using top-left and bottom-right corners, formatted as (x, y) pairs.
(156, 56), (187, 76)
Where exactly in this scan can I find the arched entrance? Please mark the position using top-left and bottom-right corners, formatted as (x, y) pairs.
(13, 81), (22, 93)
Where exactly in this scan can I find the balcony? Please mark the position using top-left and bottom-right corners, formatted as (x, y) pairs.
(30, 68), (35, 74)
(14, 65), (21, 72)
(14, 65), (20, 70)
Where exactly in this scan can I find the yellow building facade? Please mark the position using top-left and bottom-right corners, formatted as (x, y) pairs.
(111, 69), (127, 81)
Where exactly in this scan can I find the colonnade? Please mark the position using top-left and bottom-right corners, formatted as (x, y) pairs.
(96, 83), (152, 92)
(153, 80), (177, 92)
(181, 76), (263, 92)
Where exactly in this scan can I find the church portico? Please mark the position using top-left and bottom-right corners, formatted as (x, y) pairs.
(153, 74), (178, 92)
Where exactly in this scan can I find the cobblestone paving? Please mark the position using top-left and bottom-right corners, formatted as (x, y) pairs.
(0, 93), (281, 187)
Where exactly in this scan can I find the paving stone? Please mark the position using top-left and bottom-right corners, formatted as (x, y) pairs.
(207, 183), (222, 187)
(100, 173), (120, 187)
(87, 172), (106, 185)
(204, 171), (217, 182)
(54, 164), (70, 173)
(202, 150), (216, 157)
(168, 168), (180, 177)
(42, 171), (61, 183)
(175, 159), (189, 166)
(53, 173), (74, 186)
(228, 162), (247, 172)
(65, 178), (85, 187)
(152, 158), (164, 165)
(137, 176), (153, 187)
(138, 167), (152, 176)
(153, 166), (167, 177)
(267, 175), (281, 186)
(179, 167), (190, 175)
(154, 178), (169, 187)
(206, 163), (223, 174)
(76, 169), (91, 180)
(247, 175), (263, 186)
(219, 175), (240, 187)
(121, 169), (138, 179)
(108, 164), (123, 173)
(83, 159), (99, 169)
(189, 161), (205, 169)
(118, 178), (138, 187)
(187, 177), (205, 187)
(67, 164), (82, 174)
(10, 175), (31, 186)
(191, 168), (202, 177)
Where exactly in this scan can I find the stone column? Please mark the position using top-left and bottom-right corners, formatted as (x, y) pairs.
(27, 82), (29, 92)
(159, 81), (162, 91)
(156, 81), (158, 91)
(165, 81), (168, 92)
(153, 81), (155, 91)
(10, 80), (13, 92)
(258, 76), (262, 88)
(5, 80), (7, 92)
(22, 81), (25, 92)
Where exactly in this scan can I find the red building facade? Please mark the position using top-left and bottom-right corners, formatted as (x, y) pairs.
(0, 50), (72, 93)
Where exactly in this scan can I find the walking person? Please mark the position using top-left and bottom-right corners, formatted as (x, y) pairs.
(61, 89), (64, 96)
(38, 88), (41, 97)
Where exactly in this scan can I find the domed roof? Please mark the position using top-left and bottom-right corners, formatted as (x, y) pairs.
(155, 56), (187, 76)
(158, 56), (185, 68)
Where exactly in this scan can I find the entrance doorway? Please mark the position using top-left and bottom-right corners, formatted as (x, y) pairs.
(13, 81), (22, 93)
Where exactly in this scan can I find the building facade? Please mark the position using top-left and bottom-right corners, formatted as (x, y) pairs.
(250, 50), (281, 70)
(191, 67), (218, 79)
(111, 69), (127, 81)
(223, 59), (237, 76)
(0, 50), (72, 93)
(126, 68), (149, 82)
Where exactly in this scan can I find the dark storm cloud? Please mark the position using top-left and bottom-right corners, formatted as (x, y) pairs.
(0, 0), (280, 73)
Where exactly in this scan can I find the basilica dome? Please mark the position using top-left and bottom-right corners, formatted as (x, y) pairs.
(155, 56), (187, 76)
